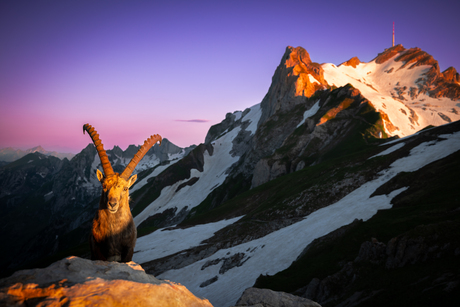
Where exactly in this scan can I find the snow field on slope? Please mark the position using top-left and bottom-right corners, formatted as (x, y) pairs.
(133, 104), (261, 226)
(369, 142), (405, 159)
(158, 131), (460, 307)
(244, 103), (261, 134)
(133, 128), (241, 226)
(133, 216), (243, 264)
(322, 55), (460, 137)
(296, 99), (320, 128)
(130, 152), (186, 193)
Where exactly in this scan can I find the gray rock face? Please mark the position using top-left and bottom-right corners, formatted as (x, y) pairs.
(251, 85), (374, 188)
(0, 256), (213, 307)
(233, 287), (321, 307)
(259, 46), (327, 125)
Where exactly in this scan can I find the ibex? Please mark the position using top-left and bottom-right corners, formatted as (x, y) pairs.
(83, 124), (162, 262)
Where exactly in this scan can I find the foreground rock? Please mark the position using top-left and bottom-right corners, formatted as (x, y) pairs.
(0, 256), (212, 307)
(233, 287), (321, 307)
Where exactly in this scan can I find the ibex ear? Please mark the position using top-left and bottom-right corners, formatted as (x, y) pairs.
(128, 174), (137, 188)
(96, 169), (104, 182)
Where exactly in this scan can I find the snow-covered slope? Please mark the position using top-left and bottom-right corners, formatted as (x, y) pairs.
(134, 128), (460, 306)
(126, 45), (460, 307)
(322, 47), (460, 137)
(133, 103), (262, 226)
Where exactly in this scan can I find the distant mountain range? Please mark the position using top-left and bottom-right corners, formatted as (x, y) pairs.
(0, 138), (195, 276)
(0, 146), (76, 162)
(1, 45), (459, 307)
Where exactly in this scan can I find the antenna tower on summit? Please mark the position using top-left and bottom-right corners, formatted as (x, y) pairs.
(392, 22), (395, 47)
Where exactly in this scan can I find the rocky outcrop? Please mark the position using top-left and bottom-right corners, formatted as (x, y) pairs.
(0, 256), (212, 307)
(373, 44), (405, 64)
(443, 67), (460, 84)
(394, 47), (438, 69)
(300, 221), (460, 305)
(339, 57), (361, 68)
(233, 287), (321, 307)
(259, 46), (328, 125)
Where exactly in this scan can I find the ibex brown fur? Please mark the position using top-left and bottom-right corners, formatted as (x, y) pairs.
(83, 124), (162, 262)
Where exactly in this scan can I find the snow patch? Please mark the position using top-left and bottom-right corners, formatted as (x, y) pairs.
(130, 159), (181, 193)
(308, 74), (320, 85)
(157, 131), (460, 307)
(369, 142), (405, 159)
(133, 216), (243, 264)
(233, 111), (243, 121)
(296, 99), (320, 128)
(242, 103), (261, 135)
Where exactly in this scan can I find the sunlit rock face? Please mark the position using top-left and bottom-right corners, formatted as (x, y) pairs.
(339, 56), (361, 68)
(259, 46), (328, 124)
(0, 256), (213, 307)
(442, 67), (460, 84)
(372, 45), (460, 100)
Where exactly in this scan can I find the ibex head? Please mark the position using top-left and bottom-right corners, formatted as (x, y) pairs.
(83, 124), (162, 214)
(96, 171), (137, 213)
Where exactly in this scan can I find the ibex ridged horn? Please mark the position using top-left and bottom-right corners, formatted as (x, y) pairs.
(120, 134), (162, 180)
(83, 124), (115, 177)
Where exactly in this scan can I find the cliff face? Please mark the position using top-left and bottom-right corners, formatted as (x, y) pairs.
(259, 46), (328, 125)
(252, 85), (384, 187)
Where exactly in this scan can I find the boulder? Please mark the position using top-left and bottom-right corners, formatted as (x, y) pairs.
(233, 287), (321, 307)
(0, 256), (212, 307)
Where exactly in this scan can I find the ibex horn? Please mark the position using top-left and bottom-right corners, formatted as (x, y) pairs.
(83, 124), (115, 178)
(120, 134), (162, 180)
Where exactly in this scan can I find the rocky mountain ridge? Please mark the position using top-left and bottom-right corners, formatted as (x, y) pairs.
(125, 45), (459, 306)
(0, 138), (193, 277)
(0, 146), (76, 162)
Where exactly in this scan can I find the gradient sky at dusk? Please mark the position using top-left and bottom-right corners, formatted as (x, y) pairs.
(1, 0), (459, 153)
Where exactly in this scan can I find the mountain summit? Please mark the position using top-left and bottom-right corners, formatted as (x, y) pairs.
(323, 44), (460, 137)
(259, 46), (328, 124)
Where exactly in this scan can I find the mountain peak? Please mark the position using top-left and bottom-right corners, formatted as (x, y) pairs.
(339, 56), (361, 68)
(26, 145), (46, 154)
(259, 46), (328, 123)
(373, 44), (406, 64)
(443, 67), (460, 84)
(394, 47), (437, 69)
(284, 46), (312, 68)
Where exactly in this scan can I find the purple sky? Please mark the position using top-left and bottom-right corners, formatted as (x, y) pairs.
(1, 0), (459, 153)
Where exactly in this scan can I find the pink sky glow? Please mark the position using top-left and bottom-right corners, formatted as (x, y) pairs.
(1, 0), (459, 154)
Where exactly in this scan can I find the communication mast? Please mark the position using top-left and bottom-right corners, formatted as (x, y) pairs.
(392, 22), (395, 47)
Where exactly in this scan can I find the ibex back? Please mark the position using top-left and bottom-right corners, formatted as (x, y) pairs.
(83, 124), (162, 262)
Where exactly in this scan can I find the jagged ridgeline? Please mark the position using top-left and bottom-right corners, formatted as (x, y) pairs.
(0, 138), (195, 277)
(1, 45), (460, 307)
